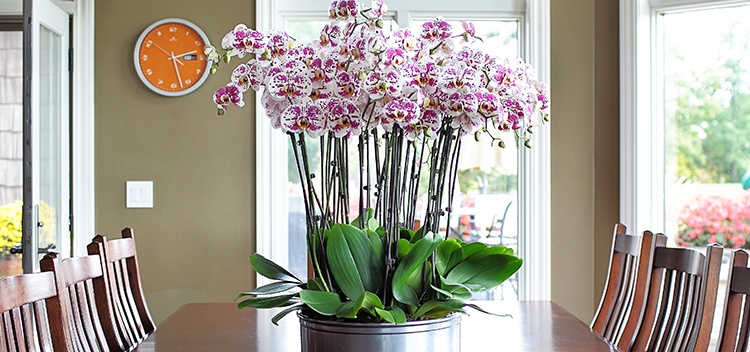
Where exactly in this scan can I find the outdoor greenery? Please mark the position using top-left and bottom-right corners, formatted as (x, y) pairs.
(671, 26), (750, 183)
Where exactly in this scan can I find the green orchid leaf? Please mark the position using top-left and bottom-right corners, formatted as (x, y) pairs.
(367, 218), (379, 232)
(375, 307), (407, 324)
(443, 242), (486, 277)
(445, 253), (523, 292)
(336, 300), (361, 319)
(299, 290), (342, 316)
(360, 291), (384, 316)
(306, 277), (326, 292)
(367, 230), (385, 267)
(392, 232), (442, 308)
(400, 228), (414, 242)
(436, 239), (462, 276)
(413, 299), (466, 318)
(464, 303), (512, 318)
(242, 281), (302, 296)
(431, 281), (473, 300)
(350, 208), (375, 229)
(271, 303), (304, 325)
(237, 294), (297, 310)
(326, 224), (383, 300)
(249, 253), (302, 284)
(396, 238), (413, 259)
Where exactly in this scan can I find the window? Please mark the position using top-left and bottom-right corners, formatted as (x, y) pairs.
(621, 0), (750, 243)
(256, 0), (550, 300)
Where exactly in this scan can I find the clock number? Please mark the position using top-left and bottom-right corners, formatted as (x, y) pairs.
(195, 40), (202, 47)
(157, 79), (164, 85)
(142, 54), (148, 62)
(185, 79), (192, 85)
(170, 26), (178, 33)
(145, 68), (153, 76)
(171, 83), (178, 89)
(197, 68), (202, 75)
(145, 40), (152, 48)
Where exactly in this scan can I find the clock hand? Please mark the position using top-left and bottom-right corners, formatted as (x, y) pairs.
(171, 52), (184, 88)
(173, 49), (198, 58)
(151, 41), (172, 57)
(152, 40), (186, 66)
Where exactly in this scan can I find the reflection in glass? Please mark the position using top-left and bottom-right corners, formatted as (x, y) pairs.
(38, 26), (62, 251)
(0, 31), (23, 277)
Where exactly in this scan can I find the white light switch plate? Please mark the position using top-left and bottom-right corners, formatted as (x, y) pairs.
(126, 181), (154, 208)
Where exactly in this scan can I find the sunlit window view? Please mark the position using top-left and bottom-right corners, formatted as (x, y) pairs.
(284, 16), (522, 300)
(0, 31), (23, 277)
(662, 5), (750, 250)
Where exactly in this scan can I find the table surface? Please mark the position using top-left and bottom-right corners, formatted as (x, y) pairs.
(134, 301), (619, 352)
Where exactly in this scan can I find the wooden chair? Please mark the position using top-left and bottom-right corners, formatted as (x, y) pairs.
(40, 252), (119, 351)
(0, 271), (58, 351)
(716, 249), (750, 352)
(627, 238), (723, 352)
(88, 228), (156, 351)
(591, 225), (663, 350)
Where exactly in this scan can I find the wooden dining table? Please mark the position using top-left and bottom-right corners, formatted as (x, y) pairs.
(134, 301), (620, 351)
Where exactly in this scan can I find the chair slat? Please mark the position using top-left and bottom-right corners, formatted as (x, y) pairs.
(0, 272), (58, 352)
(630, 240), (722, 352)
(717, 249), (750, 352)
(87, 228), (156, 351)
(40, 252), (116, 352)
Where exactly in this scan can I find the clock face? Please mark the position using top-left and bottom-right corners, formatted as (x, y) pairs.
(134, 19), (210, 96)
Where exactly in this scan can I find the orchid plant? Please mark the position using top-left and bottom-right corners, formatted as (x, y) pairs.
(207, 0), (549, 324)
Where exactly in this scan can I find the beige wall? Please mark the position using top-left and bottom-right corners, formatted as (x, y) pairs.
(95, 0), (256, 324)
(550, 0), (620, 321)
(95, 0), (620, 324)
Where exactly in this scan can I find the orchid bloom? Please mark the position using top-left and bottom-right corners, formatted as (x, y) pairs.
(221, 24), (266, 58)
(266, 61), (312, 102)
(281, 98), (327, 137)
(382, 98), (419, 132)
(420, 17), (452, 43)
(327, 99), (363, 138)
(213, 84), (244, 111)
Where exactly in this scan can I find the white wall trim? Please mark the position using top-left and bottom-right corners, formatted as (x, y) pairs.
(71, 0), (95, 255)
(519, 0), (550, 301)
(255, 0), (290, 286)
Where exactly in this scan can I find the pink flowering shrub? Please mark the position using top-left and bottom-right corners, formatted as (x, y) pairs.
(676, 192), (750, 249)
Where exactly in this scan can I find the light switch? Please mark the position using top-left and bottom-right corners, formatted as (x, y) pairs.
(126, 181), (154, 208)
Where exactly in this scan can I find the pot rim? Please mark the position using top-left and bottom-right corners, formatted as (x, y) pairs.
(297, 311), (461, 334)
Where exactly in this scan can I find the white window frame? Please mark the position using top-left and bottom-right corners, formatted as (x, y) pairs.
(619, 0), (750, 235)
(255, 0), (550, 301)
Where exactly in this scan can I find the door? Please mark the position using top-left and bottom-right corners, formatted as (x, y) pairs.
(22, 0), (70, 272)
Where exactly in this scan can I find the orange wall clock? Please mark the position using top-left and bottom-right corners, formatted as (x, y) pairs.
(134, 18), (211, 97)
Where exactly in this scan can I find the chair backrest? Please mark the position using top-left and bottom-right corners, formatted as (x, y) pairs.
(40, 252), (118, 352)
(87, 227), (156, 351)
(629, 239), (723, 352)
(716, 249), (750, 352)
(0, 271), (57, 351)
(591, 225), (663, 350)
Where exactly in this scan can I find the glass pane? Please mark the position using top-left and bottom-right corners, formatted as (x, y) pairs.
(283, 18), (521, 301)
(0, 31), (23, 277)
(38, 25), (62, 252)
(663, 5), (750, 250)
(411, 18), (520, 301)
